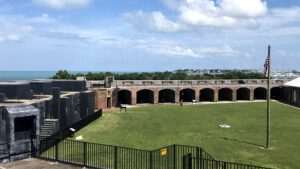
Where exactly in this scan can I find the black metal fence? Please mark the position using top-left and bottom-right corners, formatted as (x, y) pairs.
(183, 154), (272, 169)
(39, 137), (214, 169)
(39, 137), (271, 169)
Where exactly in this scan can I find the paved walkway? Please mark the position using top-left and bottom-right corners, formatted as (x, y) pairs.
(102, 100), (267, 111)
(0, 158), (87, 169)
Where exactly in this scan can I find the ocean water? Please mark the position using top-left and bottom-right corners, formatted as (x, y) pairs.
(0, 71), (56, 81)
(0, 71), (129, 81)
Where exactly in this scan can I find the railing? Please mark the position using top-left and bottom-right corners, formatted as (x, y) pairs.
(183, 154), (272, 169)
(39, 137), (214, 169)
(38, 137), (270, 169)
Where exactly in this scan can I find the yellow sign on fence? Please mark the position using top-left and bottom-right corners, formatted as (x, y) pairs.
(161, 148), (167, 156)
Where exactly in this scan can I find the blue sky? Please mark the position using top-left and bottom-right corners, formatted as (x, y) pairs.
(0, 0), (300, 71)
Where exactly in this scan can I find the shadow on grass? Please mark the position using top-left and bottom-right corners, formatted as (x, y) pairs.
(220, 137), (265, 148)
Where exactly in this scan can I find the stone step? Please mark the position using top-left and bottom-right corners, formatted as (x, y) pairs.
(40, 119), (59, 138)
(40, 130), (53, 133)
(41, 131), (53, 134)
(44, 123), (55, 126)
(41, 127), (54, 129)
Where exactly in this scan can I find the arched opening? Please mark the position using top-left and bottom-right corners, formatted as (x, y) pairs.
(237, 88), (250, 100)
(271, 87), (284, 100)
(180, 89), (195, 102)
(254, 87), (266, 100)
(118, 90), (132, 105)
(159, 89), (175, 103)
(200, 88), (214, 102)
(137, 89), (154, 104)
(218, 88), (233, 101)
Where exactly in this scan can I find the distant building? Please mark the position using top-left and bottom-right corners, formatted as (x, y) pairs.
(283, 77), (300, 107)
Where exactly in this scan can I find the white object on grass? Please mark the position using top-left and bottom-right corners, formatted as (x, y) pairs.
(76, 135), (83, 140)
(219, 124), (231, 128)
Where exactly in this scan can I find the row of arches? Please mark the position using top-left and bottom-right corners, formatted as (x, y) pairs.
(118, 87), (284, 105)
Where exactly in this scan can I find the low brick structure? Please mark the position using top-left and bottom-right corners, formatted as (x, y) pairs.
(89, 79), (287, 109)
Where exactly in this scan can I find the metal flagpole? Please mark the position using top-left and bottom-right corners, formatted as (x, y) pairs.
(266, 45), (271, 148)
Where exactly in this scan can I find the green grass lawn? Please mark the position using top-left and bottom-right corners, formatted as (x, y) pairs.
(73, 102), (300, 169)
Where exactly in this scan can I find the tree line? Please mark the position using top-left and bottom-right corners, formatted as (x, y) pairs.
(50, 70), (266, 80)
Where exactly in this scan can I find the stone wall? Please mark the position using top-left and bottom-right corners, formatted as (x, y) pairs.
(87, 79), (288, 89)
(113, 79), (287, 87)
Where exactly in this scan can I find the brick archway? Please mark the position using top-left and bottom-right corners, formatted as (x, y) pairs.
(254, 87), (267, 100)
(200, 88), (214, 102)
(237, 88), (250, 100)
(180, 88), (195, 102)
(218, 88), (233, 101)
(271, 87), (284, 100)
(118, 90), (132, 105)
(159, 89), (175, 103)
(137, 89), (154, 104)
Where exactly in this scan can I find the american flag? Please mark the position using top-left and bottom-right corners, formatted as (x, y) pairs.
(263, 57), (269, 76)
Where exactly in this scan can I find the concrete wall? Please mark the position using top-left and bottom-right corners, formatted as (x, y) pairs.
(30, 81), (52, 95)
(52, 80), (86, 91)
(4, 105), (40, 162)
(0, 83), (32, 99)
(0, 107), (8, 162)
(59, 91), (95, 130)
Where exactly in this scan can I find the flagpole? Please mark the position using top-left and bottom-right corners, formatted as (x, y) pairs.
(266, 45), (271, 148)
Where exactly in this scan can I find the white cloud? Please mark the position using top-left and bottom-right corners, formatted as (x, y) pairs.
(125, 0), (267, 32)
(124, 11), (188, 33)
(0, 23), (33, 42)
(33, 0), (93, 9)
(27, 14), (57, 24)
(148, 44), (239, 58)
(219, 0), (267, 18)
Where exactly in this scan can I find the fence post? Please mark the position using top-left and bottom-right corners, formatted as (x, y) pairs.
(194, 147), (198, 169)
(150, 151), (153, 169)
(83, 142), (87, 167)
(183, 154), (186, 169)
(173, 145), (176, 169)
(55, 138), (58, 161)
(199, 148), (203, 169)
(114, 146), (118, 169)
(183, 153), (192, 169)
(188, 154), (192, 169)
(224, 162), (227, 169)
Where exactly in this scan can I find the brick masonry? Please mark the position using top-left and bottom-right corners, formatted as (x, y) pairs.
(91, 82), (285, 109)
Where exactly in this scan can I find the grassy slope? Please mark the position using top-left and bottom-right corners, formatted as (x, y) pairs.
(74, 102), (300, 169)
